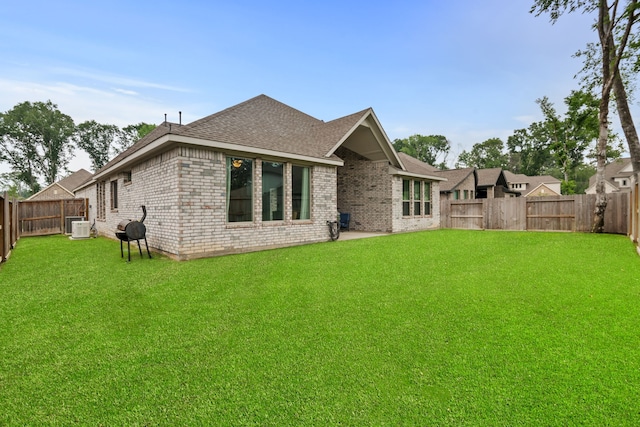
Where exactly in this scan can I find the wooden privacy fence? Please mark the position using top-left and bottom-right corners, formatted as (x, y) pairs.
(18, 198), (88, 237)
(441, 193), (629, 234)
(1, 192), (19, 263)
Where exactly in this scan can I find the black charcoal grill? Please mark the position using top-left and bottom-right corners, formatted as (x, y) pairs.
(116, 205), (152, 261)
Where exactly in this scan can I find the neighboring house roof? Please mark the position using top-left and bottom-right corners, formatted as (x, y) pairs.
(81, 95), (443, 188)
(476, 168), (504, 188)
(58, 169), (93, 192)
(504, 170), (561, 196)
(27, 169), (93, 200)
(527, 182), (561, 197)
(434, 168), (476, 192)
(587, 158), (633, 190)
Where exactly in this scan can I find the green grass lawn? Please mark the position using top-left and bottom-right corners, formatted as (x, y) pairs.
(1, 230), (640, 426)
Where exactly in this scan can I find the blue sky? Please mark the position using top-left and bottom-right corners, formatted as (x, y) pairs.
(0, 0), (599, 173)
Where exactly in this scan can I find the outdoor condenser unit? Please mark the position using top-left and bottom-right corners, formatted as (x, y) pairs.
(65, 216), (85, 234)
(71, 221), (91, 239)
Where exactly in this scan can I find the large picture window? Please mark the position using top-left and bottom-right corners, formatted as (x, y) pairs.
(227, 157), (253, 222)
(292, 165), (310, 220)
(403, 179), (433, 217)
(262, 162), (283, 221)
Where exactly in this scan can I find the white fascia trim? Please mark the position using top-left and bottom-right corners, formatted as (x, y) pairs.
(389, 166), (447, 181)
(325, 110), (405, 170)
(93, 134), (344, 180)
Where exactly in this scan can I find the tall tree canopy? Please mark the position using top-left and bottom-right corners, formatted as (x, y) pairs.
(393, 134), (451, 169)
(74, 121), (121, 171)
(0, 100), (75, 193)
(456, 138), (509, 169)
(75, 121), (156, 171)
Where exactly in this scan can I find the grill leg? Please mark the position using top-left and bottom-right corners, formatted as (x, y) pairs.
(143, 237), (152, 259)
(136, 239), (143, 258)
(127, 240), (131, 262)
(120, 239), (124, 258)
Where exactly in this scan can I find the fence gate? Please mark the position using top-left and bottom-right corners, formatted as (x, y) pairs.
(18, 199), (88, 237)
(447, 200), (484, 230)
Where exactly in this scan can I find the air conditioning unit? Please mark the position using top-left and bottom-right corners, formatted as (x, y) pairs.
(71, 221), (91, 239)
(65, 216), (85, 234)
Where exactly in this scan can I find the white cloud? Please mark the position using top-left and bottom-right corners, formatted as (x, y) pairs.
(48, 67), (190, 93)
(0, 78), (173, 126)
(113, 88), (139, 96)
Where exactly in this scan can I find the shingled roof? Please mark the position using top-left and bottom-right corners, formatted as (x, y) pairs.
(476, 168), (504, 187)
(396, 152), (440, 175)
(92, 95), (405, 181)
(435, 168), (476, 192)
(58, 169), (93, 192)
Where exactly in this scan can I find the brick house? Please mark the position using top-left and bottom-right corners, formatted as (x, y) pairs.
(75, 95), (445, 259)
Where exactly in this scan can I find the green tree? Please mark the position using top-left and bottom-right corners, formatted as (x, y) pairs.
(538, 91), (600, 184)
(574, 163), (597, 193)
(456, 138), (508, 169)
(532, 0), (640, 231)
(0, 100), (75, 193)
(507, 125), (555, 176)
(0, 172), (31, 199)
(393, 134), (450, 169)
(74, 120), (121, 171)
(118, 122), (156, 154)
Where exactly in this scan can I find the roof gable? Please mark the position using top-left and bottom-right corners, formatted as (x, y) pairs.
(94, 95), (408, 178)
(477, 168), (506, 187)
(58, 169), (93, 192)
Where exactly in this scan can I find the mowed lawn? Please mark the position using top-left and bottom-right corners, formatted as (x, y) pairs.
(1, 230), (639, 426)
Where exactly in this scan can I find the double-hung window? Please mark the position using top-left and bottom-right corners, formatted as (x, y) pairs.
(424, 182), (431, 215)
(414, 181), (422, 216)
(402, 180), (411, 216)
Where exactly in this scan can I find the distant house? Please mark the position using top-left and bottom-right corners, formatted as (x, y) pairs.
(27, 169), (93, 201)
(434, 168), (477, 202)
(503, 171), (562, 197)
(476, 168), (518, 198)
(75, 95), (445, 260)
(585, 158), (633, 194)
